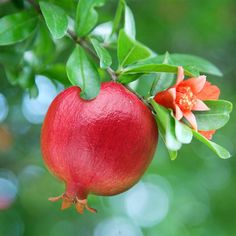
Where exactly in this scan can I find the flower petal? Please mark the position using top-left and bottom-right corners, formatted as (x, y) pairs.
(197, 81), (220, 100)
(199, 130), (216, 140)
(184, 111), (197, 130)
(176, 66), (184, 85)
(179, 75), (206, 94)
(192, 99), (210, 111)
(175, 105), (183, 120)
(154, 88), (176, 110)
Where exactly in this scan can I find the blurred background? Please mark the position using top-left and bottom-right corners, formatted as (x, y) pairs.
(0, 0), (236, 235)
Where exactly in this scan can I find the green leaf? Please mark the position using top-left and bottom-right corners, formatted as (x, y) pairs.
(90, 38), (112, 69)
(168, 149), (178, 161)
(150, 99), (182, 151)
(76, 0), (106, 37)
(118, 73), (143, 83)
(111, 0), (125, 37)
(170, 54), (222, 77)
(166, 115), (182, 151)
(118, 30), (152, 67)
(194, 100), (233, 130)
(124, 5), (136, 39)
(122, 63), (195, 78)
(149, 52), (175, 96)
(32, 23), (55, 67)
(66, 45), (101, 100)
(159, 131), (178, 161)
(193, 130), (231, 159)
(0, 10), (38, 46)
(136, 54), (221, 77)
(40, 64), (70, 86)
(174, 117), (193, 144)
(39, 1), (68, 39)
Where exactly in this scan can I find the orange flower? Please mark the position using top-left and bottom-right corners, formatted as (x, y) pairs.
(154, 66), (220, 139)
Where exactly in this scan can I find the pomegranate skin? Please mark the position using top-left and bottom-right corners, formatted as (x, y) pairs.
(41, 82), (158, 212)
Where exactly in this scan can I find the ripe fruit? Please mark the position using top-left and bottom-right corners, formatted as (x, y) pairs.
(41, 82), (158, 213)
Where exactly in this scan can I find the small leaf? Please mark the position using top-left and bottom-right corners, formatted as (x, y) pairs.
(193, 130), (231, 159)
(194, 100), (233, 130)
(168, 149), (178, 161)
(90, 38), (112, 69)
(122, 63), (195, 83)
(171, 54), (222, 77)
(76, 0), (106, 37)
(139, 54), (222, 76)
(0, 10), (38, 45)
(39, 1), (68, 39)
(66, 45), (101, 100)
(118, 29), (152, 67)
(166, 115), (182, 151)
(118, 73), (142, 83)
(110, 0), (125, 37)
(159, 131), (178, 161)
(124, 5), (136, 39)
(150, 52), (175, 96)
(92, 21), (114, 43)
(32, 23), (55, 67)
(174, 117), (193, 144)
(150, 99), (182, 151)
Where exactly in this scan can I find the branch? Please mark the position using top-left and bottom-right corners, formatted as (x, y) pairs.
(27, 0), (153, 109)
(27, 0), (118, 81)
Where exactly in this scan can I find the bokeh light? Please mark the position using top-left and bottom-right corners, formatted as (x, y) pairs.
(124, 181), (170, 227)
(94, 217), (143, 236)
(0, 170), (18, 210)
(22, 76), (57, 124)
(0, 93), (9, 122)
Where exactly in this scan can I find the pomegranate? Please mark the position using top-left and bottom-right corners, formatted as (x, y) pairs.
(41, 82), (158, 213)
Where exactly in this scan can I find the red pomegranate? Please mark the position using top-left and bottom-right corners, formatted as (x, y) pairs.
(41, 82), (158, 213)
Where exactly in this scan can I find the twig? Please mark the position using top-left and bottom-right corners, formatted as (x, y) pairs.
(27, 0), (118, 81)
(124, 85), (154, 112)
(27, 0), (152, 108)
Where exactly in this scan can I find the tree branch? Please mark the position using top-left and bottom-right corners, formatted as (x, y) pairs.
(27, 0), (118, 81)
(26, 0), (154, 111)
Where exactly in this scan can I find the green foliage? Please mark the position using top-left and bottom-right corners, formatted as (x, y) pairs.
(0, 10), (38, 45)
(0, 0), (233, 163)
(0, 0), (235, 234)
(150, 99), (230, 160)
(76, 0), (106, 37)
(39, 1), (69, 39)
(193, 130), (231, 159)
(138, 53), (222, 77)
(175, 117), (193, 144)
(66, 45), (101, 99)
(150, 100), (182, 153)
(194, 100), (233, 130)
(124, 5), (136, 39)
(118, 29), (152, 67)
(90, 38), (112, 69)
(170, 54), (223, 76)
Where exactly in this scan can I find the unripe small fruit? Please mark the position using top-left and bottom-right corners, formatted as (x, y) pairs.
(41, 82), (158, 213)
